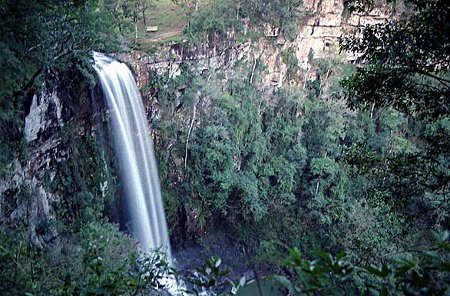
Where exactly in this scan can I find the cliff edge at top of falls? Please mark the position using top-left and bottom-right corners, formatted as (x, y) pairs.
(120, 0), (392, 92)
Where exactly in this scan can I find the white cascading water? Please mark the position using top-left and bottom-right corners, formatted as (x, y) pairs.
(93, 52), (171, 258)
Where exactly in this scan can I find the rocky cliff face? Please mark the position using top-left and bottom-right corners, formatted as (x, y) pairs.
(0, 0), (389, 247)
(299, 0), (391, 61)
(0, 81), (108, 248)
(122, 0), (391, 92)
(115, 0), (391, 246)
(0, 90), (66, 247)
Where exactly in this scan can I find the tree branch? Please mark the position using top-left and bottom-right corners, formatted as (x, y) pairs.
(413, 68), (450, 88)
(184, 98), (199, 170)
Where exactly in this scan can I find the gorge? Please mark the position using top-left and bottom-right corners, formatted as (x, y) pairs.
(0, 0), (449, 294)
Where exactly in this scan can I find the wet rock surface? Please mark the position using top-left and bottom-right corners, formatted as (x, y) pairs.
(174, 231), (254, 281)
(0, 89), (65, 248)
(0, 82), (103, 249)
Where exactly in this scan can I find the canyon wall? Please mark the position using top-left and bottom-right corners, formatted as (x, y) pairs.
(122, 0), (391, 91)
(115, 0), (391, 244)
(0, 83), (109, 248)
(0, 0), (390, 247)
(0, 90), (68, 247)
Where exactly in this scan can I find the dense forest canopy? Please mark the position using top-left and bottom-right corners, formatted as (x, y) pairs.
(0, 0), (449, 295)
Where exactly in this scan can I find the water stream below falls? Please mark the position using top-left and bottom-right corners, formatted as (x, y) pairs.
(93, 52), (172, 258)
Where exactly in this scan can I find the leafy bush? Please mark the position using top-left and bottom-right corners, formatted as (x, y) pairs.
(0, 221), (174, 295)
(184, 0), (310, 42)
(184, 0), (239, 41)
(185, 255), (246, 295)
(269, 232), (450, 295)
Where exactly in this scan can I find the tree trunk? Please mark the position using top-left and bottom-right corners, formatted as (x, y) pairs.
(134, 20), (138, 44)
(185, 99), (199, 170)
(142, 10), (147, 27)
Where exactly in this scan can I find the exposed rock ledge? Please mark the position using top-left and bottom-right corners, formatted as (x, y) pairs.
(121, 0), (391, 94)
(0, 89), (65, 248)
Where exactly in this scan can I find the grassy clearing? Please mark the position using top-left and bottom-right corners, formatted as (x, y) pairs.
(136, 0), (188, 41)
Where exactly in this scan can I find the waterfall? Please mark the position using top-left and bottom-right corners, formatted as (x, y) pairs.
(93, 52), (171, 258)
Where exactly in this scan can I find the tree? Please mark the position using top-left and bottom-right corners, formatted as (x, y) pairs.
(340, 0), (450, 119)
(339, 0), (450, 231)
(184, 0), (310, 41)
(138, 0), (153, 27)
(103, 0), (132, 34)
(103, 0), (153, 42)
(241, 0), (309, 39)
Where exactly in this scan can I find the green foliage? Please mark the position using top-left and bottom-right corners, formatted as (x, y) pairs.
(183, 76), (306, 224)
(0, 0), (120, 171)
(241, 0), (309, 40)
(163, 190), (182, 236)
(340, 0), (450, 236)
(340, 0), (449, 119)
(271, 232), (450, 295)
(0, 221), (175, 295)
(184, 0), (310, 41)
(281, 47), (300, 82)
(0, 0), (119, 97)
(184, 0), (239, 41)
(58, 222), (138, 295)
(152, 58), (419, 259)
(102, 0), (154, 40)
(186, 255), (246, 295)
(46, 125), (118, 232)
(0, 220), (244, 295)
